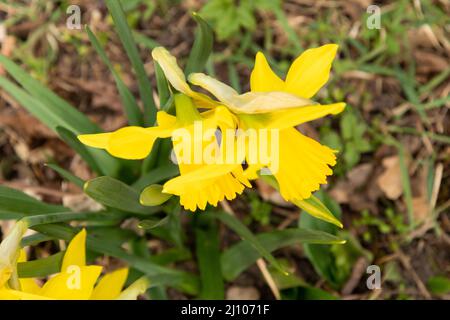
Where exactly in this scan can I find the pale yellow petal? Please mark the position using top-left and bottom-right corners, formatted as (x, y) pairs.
(90, 268), (128, 300)
(152, 47), (193, 95)
(116, 276), (149, 300)
(239, 103), (346, 130)
(188, 73), (239, 108)
(250, 52), (285, 92)
(231, 91), (315, 113)
(285, 44), (338, 98)
(62, 229), (86, 271)
(39, 265), (102, 300)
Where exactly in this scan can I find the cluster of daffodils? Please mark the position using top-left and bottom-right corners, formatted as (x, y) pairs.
(0, 222), (148, 300)
(79, 44), (346, 211)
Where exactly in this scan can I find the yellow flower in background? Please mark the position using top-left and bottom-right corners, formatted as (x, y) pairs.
(79, 94), (250, 211)
(152, 44), (346, 202)
(0, 226), (149, 300)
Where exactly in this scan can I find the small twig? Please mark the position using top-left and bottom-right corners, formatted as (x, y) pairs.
(397, 250), (432, 299)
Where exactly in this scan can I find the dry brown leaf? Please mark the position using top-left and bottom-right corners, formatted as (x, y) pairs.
(377, 156), (403, 200)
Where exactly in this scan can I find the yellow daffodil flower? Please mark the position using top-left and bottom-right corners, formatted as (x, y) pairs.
(79, 94), (250, 211)
(152, 44), (346, 202)
(0, 224), (149, 300)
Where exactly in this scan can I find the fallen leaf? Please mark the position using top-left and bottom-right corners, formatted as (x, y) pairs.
(377, 156), (403, 200)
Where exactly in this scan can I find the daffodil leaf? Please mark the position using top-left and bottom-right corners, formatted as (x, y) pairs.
(56, 126), (105, 176)
(0, 71), (120, 177)
(17, 252), (64, 278)
(185, 13), (213, 75)
(140, 184), (173, 206)
(133, 163), (179, 191)
(212, 211), (287, 276)
(194, 214), (225, 299)
(292, 196), (343, 228)
(86, 25), (143, 126)
(84, 176), (160, 215)
(0, 186), (66, 219)
(105, 0), (157, 125)
(0, 55), (99, 134)
(221, 228), (345, 281)
(138, 217), (169, 230)
(45, 163), (85, 189)
(155, 61), (171, 108)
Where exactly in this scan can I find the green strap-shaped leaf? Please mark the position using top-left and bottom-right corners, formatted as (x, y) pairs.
(185, 13), (214, 75)
(86, 26), (143, 126)
(154, 61), (170, 108)
(17, 252), (64, 278)
(105, 0), (157, 125)
(194, 214), (224, 299)
(0, 186), (66, 219)
(0, 74), (120, 177)
(56, 126), (105, 176)
(0, 55), (99, 134)
(84, 176), (159, 215)
(212, 211), (286, 276)
(45, 163), (85, 189)
(221, 228), (345, 281)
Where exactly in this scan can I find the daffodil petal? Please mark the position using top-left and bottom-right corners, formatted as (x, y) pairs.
(152, 47), (215, 108)
(189, 72), (239, 108)
(239, 102), (346, 130)
(152, 47), (193, 95)
(90, 268), (128, 300)
(116, 276), (149, 300)
(0, 287), (49, 300)
(62, 229), (86, 271)
(231, 91), (315, 113)
(285, 44), (338, 98)
(78, 132), (112, 149)
(273, 128), (336, 201)
(157, 111), (177, 128)
(250, 52), (285, 92)
(39, 265), (102, 300)
(189, 73), (314, 114)
(106, 126), (159, 160)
